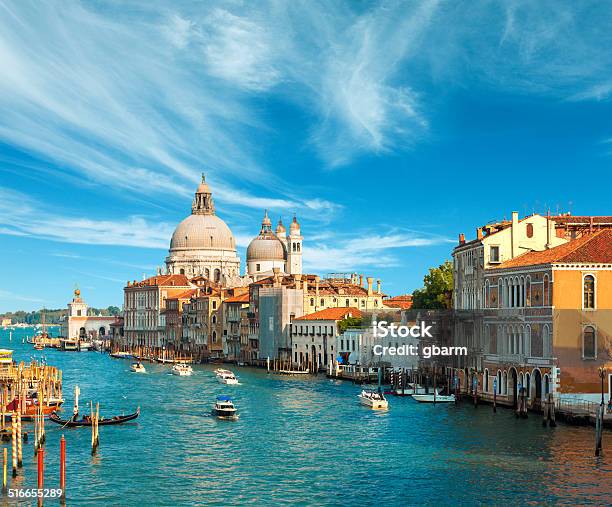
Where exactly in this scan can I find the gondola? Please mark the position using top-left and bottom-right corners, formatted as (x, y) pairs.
(48, 408), (140, 427)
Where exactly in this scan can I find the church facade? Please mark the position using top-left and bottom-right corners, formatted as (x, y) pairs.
(164, 175), (303, 284)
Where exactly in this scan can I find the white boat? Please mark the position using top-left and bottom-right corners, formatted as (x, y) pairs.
(130, 362), (146, 373)
(393, 383), (441, 396)
(60, 339), (78, 351)
(358, 389), (388, 410)
(212, 396), (238, 420)
(78, 340), (92, 351)
(172, 363), (193, 376)
(411, 393), (456, 403)
(215, 369), (238, 385)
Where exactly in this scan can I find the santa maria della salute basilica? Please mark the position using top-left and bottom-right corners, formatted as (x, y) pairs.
(165, 175), (303, 285)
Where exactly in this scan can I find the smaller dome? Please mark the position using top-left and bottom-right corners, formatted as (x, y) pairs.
(276, 218), (286, 235)
(247, 235), (286, 261)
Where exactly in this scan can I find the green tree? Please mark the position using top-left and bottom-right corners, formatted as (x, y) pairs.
(412, 260), (454, 309)
(337, 317), (362, 333)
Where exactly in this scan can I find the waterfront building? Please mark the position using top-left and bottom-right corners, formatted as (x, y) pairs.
(164, 289), (196, 351)
(221, 292), (250, 361)
(451, 212), (612, 408)
(480, 229), (612, 405)
(123, 274), (192, 349)
(290, 307), (361, 371)
(61, 289), (116, 341)
(250, 271), (386, 363)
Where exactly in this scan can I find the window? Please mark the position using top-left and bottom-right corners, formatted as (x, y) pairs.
(256, 263), (261, 271)
(526, 223), (534, 238)
(345, 299), (350, 306)
(310, 298), (314, 306)
(212, 331), (217, 343)
(320, 298), (324, 306)
(583, 275), (595, 309)
(490, 246), (500, 263)
(212, 301), (217, 310)
(583, 326), (596, 359)
(212, 315), (216, 324)
(543, 275), (550, 306)
(341, 339), (344, 350)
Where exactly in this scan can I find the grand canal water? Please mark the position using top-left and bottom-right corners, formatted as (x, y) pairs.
(1, 327), (611, 506)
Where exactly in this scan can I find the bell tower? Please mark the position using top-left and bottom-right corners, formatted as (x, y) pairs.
(287, 215), (303, 275)
(68, 288), (88, 317)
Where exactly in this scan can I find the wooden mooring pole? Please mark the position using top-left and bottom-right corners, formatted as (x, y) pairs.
(2, 448), (6, 494)
(595, 404), (604, 457)
(16, 411), (22, 467)
(60, 435), (66, 500)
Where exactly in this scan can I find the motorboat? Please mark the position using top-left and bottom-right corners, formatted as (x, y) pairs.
(60, 338), (79, 351)
(212, 396), (238, 420)
(411, 393), (456, 403)
(391, 383), (441, 396)
(358, 389), (389, 410)
(215, 369), (238, 385)
(130, 362), (146, 373)
(172, 363), (193, 376)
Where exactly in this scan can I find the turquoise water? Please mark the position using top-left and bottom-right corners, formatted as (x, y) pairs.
(1, 327), (611, 506)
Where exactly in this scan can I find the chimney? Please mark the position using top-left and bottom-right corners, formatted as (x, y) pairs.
(359, 274), (363, 287)
(476, 228), (483, 240)
(315, 275), (320, 296)
(459, 233), (465, 245)
(377, 279), (381, 294)
(367, 277), (373, 296)
(295, 274), (302, 290)
(511, 211), (519, 257)
(303, 278), (308, 294)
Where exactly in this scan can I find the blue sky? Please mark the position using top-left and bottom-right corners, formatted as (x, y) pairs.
(1, 1), (612, 312)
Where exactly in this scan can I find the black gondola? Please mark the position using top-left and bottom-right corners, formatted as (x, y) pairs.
(48, 408), (140, 427)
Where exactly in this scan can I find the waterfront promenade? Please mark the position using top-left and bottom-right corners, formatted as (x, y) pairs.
(1, 327), (611, 505)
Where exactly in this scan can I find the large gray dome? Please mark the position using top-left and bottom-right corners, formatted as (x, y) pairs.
(247, 235), (286, 261)
(170, 214), (235, 251)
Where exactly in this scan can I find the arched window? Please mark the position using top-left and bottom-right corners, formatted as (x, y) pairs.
(498, 278), (503, 308)
(310, 298), (314, 306)
(543, 275), (550, 306)
(212, 331), (217, 343)
(179, 268), (185, 275)
(205, 268), (210, 279)
(583, 326), (596, 359)
(212, 314), (217, 324)
(214, 269), (221, 282)
(542, 324), (551, 358)
(525, 276), (531, 307)
(525, 372), (531, 398)
(583, 275), (595, 309)
(526, 223), (534, 238)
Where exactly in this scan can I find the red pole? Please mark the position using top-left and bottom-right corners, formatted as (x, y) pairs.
(37, 447), (44, 489)
(60, 435), (66, 493)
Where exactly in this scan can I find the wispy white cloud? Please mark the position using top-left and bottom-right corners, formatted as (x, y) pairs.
(0, 289), (44, 304)
(304, 229), (452, 272)
(0, 188), (172, 249)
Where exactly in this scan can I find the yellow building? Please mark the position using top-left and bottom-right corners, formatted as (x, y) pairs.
(479, 229), (612, 407)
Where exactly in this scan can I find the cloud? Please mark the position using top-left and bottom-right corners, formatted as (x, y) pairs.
(0, 289), (44, 304)
(0, 188), (172, 249)
(303, 229), (452, 272)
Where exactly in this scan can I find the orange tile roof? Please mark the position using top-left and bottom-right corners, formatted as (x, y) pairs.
(224, 293), (249, 304)
(129, 274), (190, 288)
(497, 230), (612, 268)
(294, 307), (362, 321)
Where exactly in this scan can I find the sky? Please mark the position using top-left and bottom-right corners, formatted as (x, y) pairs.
(1, 0), (612, 312)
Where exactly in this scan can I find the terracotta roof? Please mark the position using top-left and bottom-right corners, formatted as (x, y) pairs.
(294, 307), (362, 321)
(497, 230), (612, 268)
(383, 294), (413, 309)
(169, 289), (196, 300)
(552, 215), (612, 225)
(224, 293), (249, 304)
(128, 274), (190, 288)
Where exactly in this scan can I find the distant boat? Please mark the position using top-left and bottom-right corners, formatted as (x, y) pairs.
(215, 369), (238, 385)
(411, 394), (455, 403)
(212, 396), (238, 420)
(172, 363), (193, 376)
(48, 408), (140, 427)
(358, 389), (388, 410)
(130, 362), (146, 373)
(110, 351), (132, 359)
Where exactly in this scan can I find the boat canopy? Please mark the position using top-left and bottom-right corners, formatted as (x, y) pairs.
(216, 395), (232, 401)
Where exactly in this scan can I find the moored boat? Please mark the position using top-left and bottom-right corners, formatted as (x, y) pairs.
(60, 338), (79, 351)
(358, 389), (389, 409)
(411, 394), (456, 403)
(48, 408), (140, 427)
(109, 351), (132, 359)
(130, 362), (146, 373)
(212, 396), (238, 420)
(172, 363), (193, 376)
(215, 369), (238, 385)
